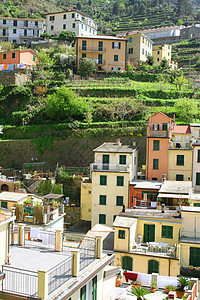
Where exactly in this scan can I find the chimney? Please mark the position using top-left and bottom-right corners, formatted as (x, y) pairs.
(116, 138), (121, 146)
(161, 203), (165, 213)
(133, 139), (136, 147)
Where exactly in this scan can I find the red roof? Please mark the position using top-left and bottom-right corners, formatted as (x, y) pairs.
(172, 125), (191, 134)
(0, 214), (11, 223)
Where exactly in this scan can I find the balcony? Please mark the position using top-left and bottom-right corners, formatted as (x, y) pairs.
(90, 163), (131, 172)
(169, 141), (192, 150)
(149, 130), (168, 137)
(79, 46), (106, 52)
(131, 242), (177, 258)
(180, 230), (200, 243)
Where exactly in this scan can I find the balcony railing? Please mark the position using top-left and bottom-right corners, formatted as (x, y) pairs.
(149, 130), (168, 137)
(169, 141), (192, 150)
(180, 230), (200, 243)
(79, 46), (106, 52)
(90, 163), (131, 172)
(131, 242), (177, 258)
(79, 58), (106, 65)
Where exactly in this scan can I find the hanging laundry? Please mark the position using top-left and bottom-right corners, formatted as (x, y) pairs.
(8, 64), (14, 71)
(0, 65), (3, 71)
(3, 64), (8, 71)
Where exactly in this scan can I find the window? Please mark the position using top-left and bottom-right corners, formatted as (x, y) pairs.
(72, 23), (75, 28)
(49, 16), (55, 21)
(99, 195), (106, 205)
(63, 14), (66, 19)
(81, 24), (83, 29)
(12, 53), (15, 59)
(162, 123), (167, 130)
(153, 140), (160, 151)
(194, 203), (200, 207)
(13, 40), (16, 43)
(72, 13), (75, 18)
(129, 37), (132, 43)
(98, 54), (102, 64)
(1, 201), (7, 209)
(118, 230), (125, 239)
(13, 20), (17, 26)
(162, 225), (173, 239)
(82, 53), (86, 59)
(148, 260), (159, 274)
(99, 214), (106, 224)
(144, 224), (155, 242)
(119, 155), (126, 165)
(3, 20), (6, 25)
(3, 54), (6, 60)
(85, 25), (87, 31)
(198, 150), (200, 163)
(3, 29), (6, 36)
(157, 58), (159, 62)
(24, 20), (28, 27)
(168, 52), (170, 56)
(196, 173), (200, 186)
(89, 28), (91, 33)
(153, 159), (159, 170)
(112, 42), (120, 49)
(35, 21), (38, 26)
(33, 55), (36, 62)
(12, 28), (17, 34)
(114, 55), (118, 62)
(51, 25), (54, 30)
(168, 45), (170, 49)
(190, 247), (200, 267)
(128, 48), (133, 54)
(117, 176), (124, 186)
(122, 256), (132, 271)
(99, 41), (103, 51)
(157, 51), (160, 55)
(116, 196), (123, 206)
(93, 30), (95, 34)
(176, 174), (184, 181)
(63, 24), (66, 29)
(92, 276), (97, 300)
(100, 175), (107, 185)
(24, 29), (27, 36)
(145, 50), (147, 56)
(80, 285), (86, 300)
(177, 155), (184, 166)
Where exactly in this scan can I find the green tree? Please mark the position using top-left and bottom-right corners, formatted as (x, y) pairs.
(45, 87), (89, 122)
(177, 19), (183, 25)
(174, 75), (188, 90)
(146, 55), (154, 66)
(160, 58), (169, 70)
(40, 32), (51, 40)
(0, 41), (14, 51)
(79, 58), (96, 75)
(174, 98), (198, 123)
(58, 31), (76, 43)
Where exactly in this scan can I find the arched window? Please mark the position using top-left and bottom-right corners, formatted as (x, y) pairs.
(148, 260), (159, 274)
(122, 256), (133, 271)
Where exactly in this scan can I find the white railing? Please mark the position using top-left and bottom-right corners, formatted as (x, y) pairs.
(131, 242), (176, 257)
(90, 163), (131, 172)
(169, 142), (192, 149)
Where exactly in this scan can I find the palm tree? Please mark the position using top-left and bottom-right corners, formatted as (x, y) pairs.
(131, 286), (149, 300)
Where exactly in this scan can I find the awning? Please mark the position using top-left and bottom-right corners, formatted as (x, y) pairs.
(158, 193), (189, 199)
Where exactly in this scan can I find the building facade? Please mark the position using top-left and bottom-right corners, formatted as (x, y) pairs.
(0, 17), (44, 43)
(0, 214), (15, 265)
(91, 140), (138, 227)
(75, 35), (127, 71)
(46, 10), (97, 36)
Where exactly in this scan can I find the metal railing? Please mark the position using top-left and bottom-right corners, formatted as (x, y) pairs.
(24, 228), (55, 249)
(79, 46), (106, 52)
(169, 141), (192, 149)
(2, 265), (38, 298)
(80, 240), (96, 271)
(181, 230), (200, 241)
(90, 163), (131, 172)
(48, 256), (72, 295)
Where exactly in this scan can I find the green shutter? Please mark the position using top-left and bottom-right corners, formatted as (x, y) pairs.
(144, 224), (155, 242)
(190, 247), (200, 267)
(99, 195), (106, 205)
(82, 40), (86, 50)
(148, 260), (159, 274)
(176, 174), (184, 181)
(116, 196), (123, 206)
(122, 256), (132, 271)
(194, 203), (200, 207)
(196, 173), (200, 186)
(162, 123), (167, 130)
(100, 175), (107, 185)
(80, 285), (86, 300)
(177, 155), (184, 166)
(82, 53), (86, 59)
(153, 159), (159, 170)
(144, 224), (148, 243)
(153, 140), (160, 151)
(1, 201), (7, 209)
(99, 214), (106, 224)
(92, 276), (97, 300)
(117, 176), (124, 186)
(118, 230), (125, 239)
(198, 150), (200, 163)
(119, 155), (126, 165)
(98, 41), (103, 51)
(162, 225), (173, 239)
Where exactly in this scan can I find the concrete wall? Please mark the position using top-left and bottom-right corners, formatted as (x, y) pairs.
(81, 182), (92, 221)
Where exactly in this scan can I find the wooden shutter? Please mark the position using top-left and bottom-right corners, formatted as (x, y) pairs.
(149, 225), (155, 242)
(122, 256), (133, 271)
(144, 224), (148, 243)
(190, 247), (200, 267)
(80, 285), (86, 300)
(148, 260), (159, 274)
(198, 150), (200, 163)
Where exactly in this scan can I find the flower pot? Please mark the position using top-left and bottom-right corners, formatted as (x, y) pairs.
(151, 288), (156, 293)
(165, 288), (170, 294)
(176, 291), (185, 298)
(116, 276), (121, 287)
(189, 267), (193, 270)
(132, 284), (141, 288)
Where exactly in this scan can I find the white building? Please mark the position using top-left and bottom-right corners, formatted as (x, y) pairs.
(0, 17), (44, 43)
(46, 10), (97, 37)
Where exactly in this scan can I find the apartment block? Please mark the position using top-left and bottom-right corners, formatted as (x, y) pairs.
(46, 10), (97, 36)
(0, 17), (44, 43)
(75, 35), (127, 71)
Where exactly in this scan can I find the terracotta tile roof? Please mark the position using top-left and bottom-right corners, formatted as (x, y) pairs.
(0, 214), (11, 222)
(172, 125), (191, 134)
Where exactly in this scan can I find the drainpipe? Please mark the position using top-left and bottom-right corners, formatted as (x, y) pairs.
(168, 259), (171, 276)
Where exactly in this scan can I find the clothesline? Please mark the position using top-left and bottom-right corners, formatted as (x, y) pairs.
(0, 63), (32, 72)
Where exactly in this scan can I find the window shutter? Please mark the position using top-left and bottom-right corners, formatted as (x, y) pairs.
(119, 42), (121, 49)
(112, 42), (114, 49)
(198, 150), (200, 163)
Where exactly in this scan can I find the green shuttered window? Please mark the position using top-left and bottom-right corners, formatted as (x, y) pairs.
(162, 225), (173, 239)
(118, 230), (125, 239)
(153, 159), (159, 170)
(99, 214), (106, 224)
(99, 195), (106, 205)
(144, 224), (155, 242)
(190, 247), (200, 267)
(148, 260), (159, 274)
(122, 256), (132, 271)
(196, 173), (200, 186)
(119, 155), (126, 165)
(100, 175), (107, 185)
(153, 140), (160, 151)
(177, 155), (184, 166)
(198, 150), (200, 163)
(116, 196), (123, 206)
(117, 176), (124, 186)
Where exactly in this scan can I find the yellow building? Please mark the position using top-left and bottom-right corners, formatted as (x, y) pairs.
(126, 33), (153, 66)
(113, 209), (181, 276)
(75, 36), (128, 71)
(0, 192), (42, 211)
(0, 214), (15, 265)
(91, 140), (138, 227)
(152, 44), (178, 70)
(80, 181), (92, 221)
(168, 125), (192, 181)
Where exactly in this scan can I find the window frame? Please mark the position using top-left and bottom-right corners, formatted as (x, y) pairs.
(99, 195), (106, 205)
(117, 176), (124, 186)
(114, 55), (118, 62)
(116, 196), (123, 206)
(153, 140), (160, 151)
(118, 230), (125, 239)
(153, 159), (159, 170)
(99, 214), (106, 224)
(162, 225), (173, 239)
(177, 155), (184, 166)
(119, 155), (126, 165)
(100, 175), (107, 186)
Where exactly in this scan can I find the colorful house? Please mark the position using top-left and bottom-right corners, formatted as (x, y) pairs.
(0, 48), (38, 70)
(146, 112), (173, 181)
(80, 181), (92, 221)
(113, 208), (181, 276)
(190, 123), (200, 193)
(75, 35), (128, 71)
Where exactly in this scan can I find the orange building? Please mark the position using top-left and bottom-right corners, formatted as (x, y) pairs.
(146, 112), (174, 181)
(0, 48), (38, 70)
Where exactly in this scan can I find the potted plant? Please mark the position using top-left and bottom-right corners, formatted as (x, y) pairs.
(131, 280), (141, 288)
(189, 266), (193, 270)
(165, 285), (176, 294)
(151, 281), (157, 293)
(176, 276), (191, 298)
(115, 274), (122, 287)
(131, 286), (149, 300)
(182, 294), (188, 300)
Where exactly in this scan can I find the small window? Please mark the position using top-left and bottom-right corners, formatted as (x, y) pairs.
(117, 176), (124, 186)
(51, 25), (54, 30)
(114, 55), (118, 62)
(33, 55), (36, 62)
(24, 29), (27, 36)
(129, 37), (132, 43)
(100, 175), (107, 186)
(89, 28), (91, 33)
(168, 52), (170, 56)
(93, 30), (95, 34)
(72, 13), (75, 18)
(12, 52), (15, 59)
(194, 203), (200, 207)
(196, 173), (200, 186)
(3, 53), (6, 60)
(99, 195), (106, 205)
(49, 16), (55, 21)
(13, 29), (16, 34)
(13, 20), (17, 26)
(168, 45), (170, 49)
(82, 40), (86, 50)
(35, 21), (38, 26)
(116, 196), (123, 206)
(119, 155), (126, 165)
(99, 214), (106, 224)
(162, 225), (173, 239)
(81, 24), (83, 29)
(80, 285), (86, 300)
(82, 53), (86, 59)
(157, 58), (160, 62)
(142, 48), (144, 55)
(157, 51), (160, 55)
(118, 230), (125, 239)
(24, 20), (28, 27)
(198, 150), (200, 163)
(3, 20), (6, 25)
(162, 123), (167, 130)
(153, 140), (160, 151)
(63, 14), (66, 19)
(176, 174), (184, 181)
(63, 24), (66, 29)
(72, 23), (75, 28)
(177, 155), (184, 166)
(153, 159), (159, 170)
(1, 201), (7, 209)
(85, 25), (87, 31)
